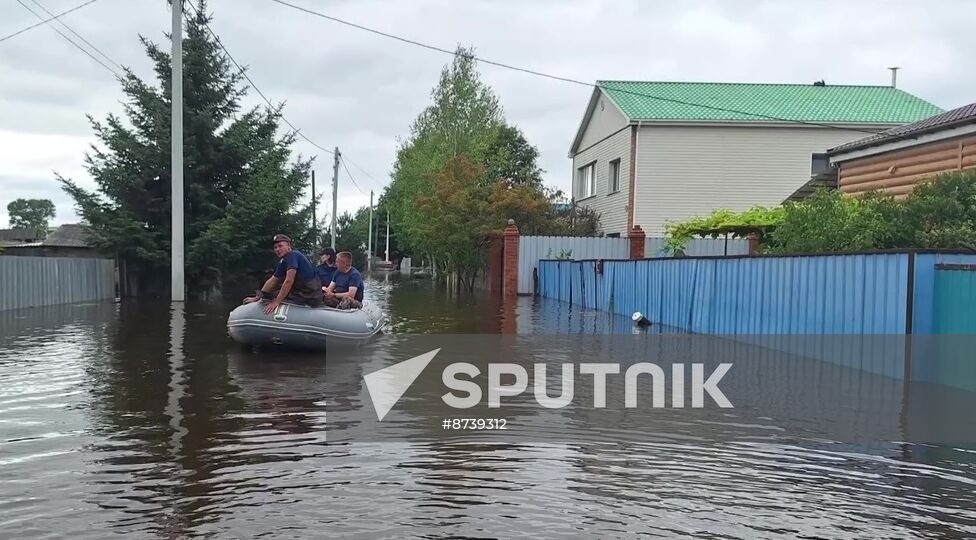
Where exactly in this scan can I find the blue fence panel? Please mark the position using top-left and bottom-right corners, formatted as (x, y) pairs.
(912, 253), (976, 335)
(538, 252), (911, 335)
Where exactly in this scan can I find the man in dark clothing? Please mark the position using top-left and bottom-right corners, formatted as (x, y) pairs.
(324, 251), (364, 309)
(243, 234), (322, 313)
(316, 247), (338, 293)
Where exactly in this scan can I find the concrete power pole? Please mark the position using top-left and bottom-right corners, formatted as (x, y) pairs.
(385, 209), (390, 263)
(331, 148), (340, 249)
(367, 190), (373, 272)
(170, 0), (184, 302)
(310, 169), (317, 245)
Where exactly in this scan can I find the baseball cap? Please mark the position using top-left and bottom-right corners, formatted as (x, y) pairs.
(272, 233), (292, 244)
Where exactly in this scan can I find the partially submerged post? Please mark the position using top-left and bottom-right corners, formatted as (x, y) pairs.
(503, 219), (519, 297)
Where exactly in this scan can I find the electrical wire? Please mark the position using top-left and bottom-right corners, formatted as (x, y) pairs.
(28, 0), (122, 71)
(184, 1), (335, 155)
(14, 0), (120, 78)
(266, 0), (886, 135)
(339, 156), (367, 195)
(341, 154), (383, 188)
(0, 0), (100, 44)
(186, 2), (382, 194)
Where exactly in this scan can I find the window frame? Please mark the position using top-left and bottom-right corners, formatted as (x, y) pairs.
(576, 161), (597, 200)
(608, 158), (621, 194)
(811, 153), (830, 176)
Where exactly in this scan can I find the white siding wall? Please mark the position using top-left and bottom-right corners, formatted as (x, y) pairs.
(573, 127), (631, 235)
(633, 125), (872, 235)
(576, 94), (628, 150)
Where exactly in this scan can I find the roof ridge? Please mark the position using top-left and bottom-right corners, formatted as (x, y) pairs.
(596, 80), (905, 89)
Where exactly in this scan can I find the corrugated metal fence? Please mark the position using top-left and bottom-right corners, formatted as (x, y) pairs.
(537, 251), (976, 384)
(0, 256), (116, 311)
(518, 235), (748, 295)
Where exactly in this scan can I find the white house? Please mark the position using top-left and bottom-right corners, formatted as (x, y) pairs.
(569, 81), (942, 236)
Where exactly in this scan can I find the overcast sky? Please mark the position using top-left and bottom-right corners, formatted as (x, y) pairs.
(1, 0), (973, 227)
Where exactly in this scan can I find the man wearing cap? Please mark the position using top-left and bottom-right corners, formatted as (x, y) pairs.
(243, 234), (322, 314)
(316, 247), (338, 293)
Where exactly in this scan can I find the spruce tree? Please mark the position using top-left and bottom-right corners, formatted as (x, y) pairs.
(60, 1), (312, 296)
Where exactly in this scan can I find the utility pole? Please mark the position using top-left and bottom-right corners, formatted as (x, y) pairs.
(331, 147), (340, 249)
(170, 0), (184, 302)
(385, 209), (390, 263)
(310, 169), (317, 246)
(367, 190), (373, 272)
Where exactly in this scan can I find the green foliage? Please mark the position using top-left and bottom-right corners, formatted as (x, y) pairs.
(899, 170), (976, 249)
(545, 248), (574, 260)
(59, 2), (312, 295)
(764, 190), (901, 253)
(7, 198), (56, 238)
(665, 206), (784, 255)
(665, 170), (976, 255)
(384, 46), (595, 287)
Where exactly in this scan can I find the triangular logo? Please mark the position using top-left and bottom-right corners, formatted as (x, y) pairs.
(363, 348), (440, 421)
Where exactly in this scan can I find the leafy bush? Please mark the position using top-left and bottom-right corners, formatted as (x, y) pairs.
(665, 170), (976, 254)
(664, 206), (783, 255)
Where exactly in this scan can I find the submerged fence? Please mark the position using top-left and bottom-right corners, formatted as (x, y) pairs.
(518, 235), (748, 295)
(0, 256), (116, 311)
(538, 250), (976, 388)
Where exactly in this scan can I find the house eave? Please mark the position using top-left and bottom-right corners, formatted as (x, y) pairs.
(627, 119), (896, 130)
(829, 122), (976, 164)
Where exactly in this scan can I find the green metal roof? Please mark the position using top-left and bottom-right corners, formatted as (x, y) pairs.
(597, 81), (942, 124)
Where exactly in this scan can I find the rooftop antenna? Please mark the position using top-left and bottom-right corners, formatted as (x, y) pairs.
(888, 67), (900, 88)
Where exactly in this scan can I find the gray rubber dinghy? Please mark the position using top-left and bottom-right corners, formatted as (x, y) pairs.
(227, 300), (386, 350)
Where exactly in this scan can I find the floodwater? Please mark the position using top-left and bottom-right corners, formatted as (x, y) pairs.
(1, 274), (976, 539)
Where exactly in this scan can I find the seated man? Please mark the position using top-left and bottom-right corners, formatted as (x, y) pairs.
(324, 251), (364, 309)
(316, 247), (338, 292)
(244, 234), (322, 314)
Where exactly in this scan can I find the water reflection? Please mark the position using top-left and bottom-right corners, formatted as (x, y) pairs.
(0, 284), (975, 538)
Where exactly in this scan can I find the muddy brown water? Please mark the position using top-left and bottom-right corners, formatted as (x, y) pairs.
(1, 275), (975, 538)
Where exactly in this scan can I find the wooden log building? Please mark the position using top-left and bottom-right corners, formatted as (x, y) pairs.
(828, 103), (976, 197)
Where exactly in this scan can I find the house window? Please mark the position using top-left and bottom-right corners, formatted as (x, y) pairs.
(608, 158), (621, 193)
(576, 161), (596, 199)
(811, 153), (830, 176)
(606, 233), (620, 238)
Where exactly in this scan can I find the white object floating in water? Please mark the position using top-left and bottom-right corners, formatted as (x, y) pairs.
(632, 312), (651, 327)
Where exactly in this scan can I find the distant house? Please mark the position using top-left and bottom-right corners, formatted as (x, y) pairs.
(0, 228), (44, 247)
(2, 223), (108, 258)
(569, 81), (941, 235)
(828, 102), (976, 197)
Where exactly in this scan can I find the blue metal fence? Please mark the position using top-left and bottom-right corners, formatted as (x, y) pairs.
(538, 252), (921, 335)
(537, 251), (976, 386)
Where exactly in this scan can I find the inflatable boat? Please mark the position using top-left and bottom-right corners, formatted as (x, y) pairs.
(227, 299), (386, 350)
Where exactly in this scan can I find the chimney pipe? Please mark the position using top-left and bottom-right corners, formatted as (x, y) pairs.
(888, 67), (900, 88)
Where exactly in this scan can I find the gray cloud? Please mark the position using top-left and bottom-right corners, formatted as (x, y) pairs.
(1, 0), (973, 228)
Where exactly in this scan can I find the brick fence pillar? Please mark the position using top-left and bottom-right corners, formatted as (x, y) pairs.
(503, 219), (520, 297)
(747, 232), (760, 255)
(487, 233), (503, 295)
(628, 225), (646, 259)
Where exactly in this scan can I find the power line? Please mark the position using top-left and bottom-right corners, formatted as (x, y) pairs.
(183, 2), (334, 155)
(341, 154), (383, 188)
(29, 0), (122, 72)
(15, 0), (120, 78)
(266, 0), (886, 135)
(339, 156), (366, 195)
(0, 0), (100, 44)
